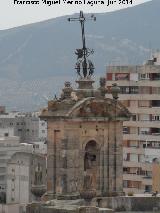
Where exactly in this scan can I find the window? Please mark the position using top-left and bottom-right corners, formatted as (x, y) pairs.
(123, 127), (130, 134)
(123, 167), (129, 174)
(4, 133), (8, 137)
(139, 114), (150, 121)
(120, 87), (129, 94)
(150, 73), (160, 80)
(132, 114), (137, 121)
(34, 144), (39, 149)
(152, 115), (160, 121)
(151, 128), (160, 135)
(145, 185), (152, 192)
(130, 87), (139, 94)
(120, 86), (139, 94)
(152, 100), (160, 107)
(145, 171), (152, 178)
(139, 128), (150, 135)
(140, 73), (150, 80)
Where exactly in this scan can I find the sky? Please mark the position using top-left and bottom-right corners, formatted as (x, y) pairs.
(0, 0), (151, 30)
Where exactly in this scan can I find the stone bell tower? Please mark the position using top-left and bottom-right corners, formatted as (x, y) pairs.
(40, 11), (131, 200)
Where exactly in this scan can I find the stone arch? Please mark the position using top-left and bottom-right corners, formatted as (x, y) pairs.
(82, 138), (102, 150)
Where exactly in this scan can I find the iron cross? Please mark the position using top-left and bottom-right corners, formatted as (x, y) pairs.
(68, 11), (96, 53)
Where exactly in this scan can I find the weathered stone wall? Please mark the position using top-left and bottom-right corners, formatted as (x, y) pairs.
(46, 119), (123, 197)
(98, 196), (160, 211)
(27, 196), (160, 212)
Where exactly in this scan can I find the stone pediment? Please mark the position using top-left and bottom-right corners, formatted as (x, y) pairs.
(67, 97), (131, 120)
(41, 97), (131, 121)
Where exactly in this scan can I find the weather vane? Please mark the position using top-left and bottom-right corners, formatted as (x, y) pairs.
(68, 11), (96, 79)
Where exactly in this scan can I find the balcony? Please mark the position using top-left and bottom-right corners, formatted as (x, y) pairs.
(123, 174), (152, 185)
(123, 187), (144, 194)
(123, 133), (160, 142)
(123, 147), (144, 155)
(126, 107), (160, 115)
(142, 176), (152, 186)
(123, 160), (141, 168)
(123, 173), (143, 181)
(124, 121), (160, 128)
(123, 161), (152, 171)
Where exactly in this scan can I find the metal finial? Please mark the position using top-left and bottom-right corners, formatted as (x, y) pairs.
(68, 11), (96, 78)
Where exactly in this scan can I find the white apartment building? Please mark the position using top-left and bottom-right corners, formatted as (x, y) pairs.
(106, 53), (160, 194)
(0, 135), (32, 200)
(0, 135), (46, 213)
(6, 152), (46, 204)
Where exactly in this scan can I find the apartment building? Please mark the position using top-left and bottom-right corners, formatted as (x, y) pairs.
(0, 110), (47, 143)
(106, 53), (160, 194)
(0, 134), (46, 213)
(0, 135), (32, 200)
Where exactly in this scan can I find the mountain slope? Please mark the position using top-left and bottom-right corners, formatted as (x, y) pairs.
(0, 0), (159, 111)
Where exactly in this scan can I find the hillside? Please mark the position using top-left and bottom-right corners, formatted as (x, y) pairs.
(0, 0), (159, 111)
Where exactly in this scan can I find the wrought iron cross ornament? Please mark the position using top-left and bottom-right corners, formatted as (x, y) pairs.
(68, 11), (96, 78)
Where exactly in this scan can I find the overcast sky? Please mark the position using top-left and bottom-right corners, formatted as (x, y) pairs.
(0, 0), (151, 30)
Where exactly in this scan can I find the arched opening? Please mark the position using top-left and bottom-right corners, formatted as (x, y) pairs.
(84, 140), (99, 190)
(84, 140), (98, 171)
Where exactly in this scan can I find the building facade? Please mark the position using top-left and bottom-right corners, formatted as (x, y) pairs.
(106, 53), (160, 194)
(7, 152), (46, 204)
(40, 79), (130, 199)
(0, 134), (46, 210)
(0, 135), (31, 200)
(0, 111), (47, 143)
